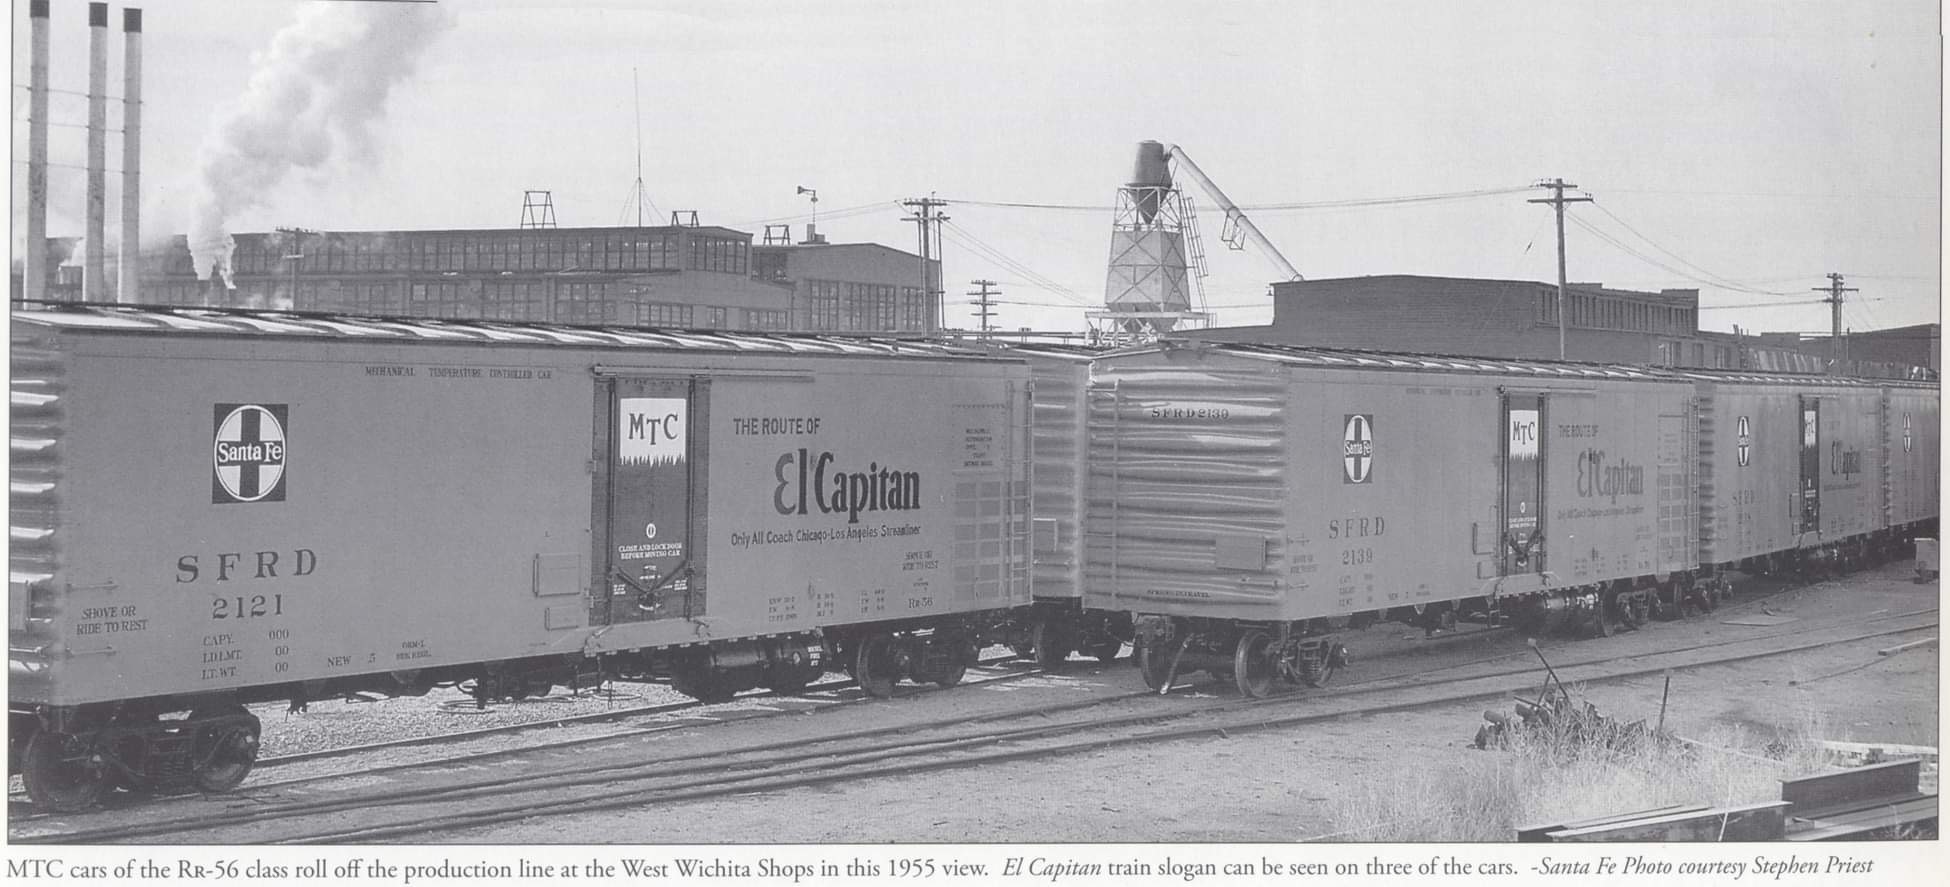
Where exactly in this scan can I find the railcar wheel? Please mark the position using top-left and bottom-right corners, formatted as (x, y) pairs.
(21, 730), (109, 812)
(1087, 638), (1123, 664)
(1303, 642), (1346, 688)
(1649, 580), (1680, 621)
(1620, 590), (1650, 630)
(855, 635), (899, 699)
(1137, 640), (1174, 692)
(1030, 618), (1071, 670)
(188, 705), (261, 794)
(1232, 632), (1275, 698)
(1587, 591), (1616, 638)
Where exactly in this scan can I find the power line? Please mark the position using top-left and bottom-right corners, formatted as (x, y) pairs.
(1566, 212), (1778, 298)
(940, 185), (1534, 213)
(725, 200), (897, 230)
(1696, 299), (1830, 311)
(1580, 200), (1794, 296)
(939, 219), (1088, 304)
(1598, 186), (1933, 202)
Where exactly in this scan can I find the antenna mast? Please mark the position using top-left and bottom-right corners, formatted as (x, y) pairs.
(620, 68), (660, 227)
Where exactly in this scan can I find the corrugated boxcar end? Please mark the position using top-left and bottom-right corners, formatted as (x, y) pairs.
(10, 320), (70, 704)
(1083, 351), (1291, 618)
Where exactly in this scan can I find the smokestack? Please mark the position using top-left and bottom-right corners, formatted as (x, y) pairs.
(119, 8), (142, 304)
(25, 0), (51, 302)
(85, 2), (109, 302)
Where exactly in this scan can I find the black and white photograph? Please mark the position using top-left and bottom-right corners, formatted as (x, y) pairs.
(4, 0), (1942, 872)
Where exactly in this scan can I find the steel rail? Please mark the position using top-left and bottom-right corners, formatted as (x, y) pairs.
(23, 609), (1931, 845)
(286, 615), (1940, 844)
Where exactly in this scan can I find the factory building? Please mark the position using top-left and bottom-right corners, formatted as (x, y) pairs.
(118, 221), (941, 334)
(1186, 274), (1934, 379)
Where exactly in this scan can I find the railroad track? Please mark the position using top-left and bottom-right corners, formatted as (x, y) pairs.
(6, 654), (1049, 820)
(18, 602), (1933, 845)
(0, 565), (1905, 822)
(254, 653), (1038, 772)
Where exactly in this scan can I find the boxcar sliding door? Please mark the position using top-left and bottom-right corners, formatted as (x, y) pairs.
(1501, 394), (1546, 576)
(592, 376), (708, 626)
(1798, 395), (1820, 535)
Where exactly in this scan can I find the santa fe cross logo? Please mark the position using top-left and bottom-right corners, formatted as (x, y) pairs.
(1342, 414), (1374, 484)
(212, 404), (288, 504)
(1736, 416), (1752, 467)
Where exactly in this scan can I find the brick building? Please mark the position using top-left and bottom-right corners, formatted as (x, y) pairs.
(16, 221), (941, 334)
(1187, 274), (1933, 379)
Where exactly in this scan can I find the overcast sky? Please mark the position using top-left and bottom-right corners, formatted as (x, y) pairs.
(9, 0), (1941, 335)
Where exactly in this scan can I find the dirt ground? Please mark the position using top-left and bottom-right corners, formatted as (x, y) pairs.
(427, 561), (1938, 844)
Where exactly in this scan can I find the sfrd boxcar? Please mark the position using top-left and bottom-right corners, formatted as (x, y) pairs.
(9, 307), (1029, 809)
(1690, 371), (1939, 572)
(1084, 342), (1708, 695)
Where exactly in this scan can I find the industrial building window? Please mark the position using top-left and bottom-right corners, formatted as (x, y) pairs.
(407, 281), (470, 318)
(900, 287), (929, 330)
(646, 235), (670, 270)
(481, 282), (532, 320)
(701, 306), (728, 329)
(745, 308), (789, 331)
(686, 236), (749, 274)
(844, 283), (896, 331)
(339, 282), (398, 315)
(808, 279), (841, 330)
(640, 302), (694, 327)
(481, 281), (551, 320)
(292, 281), (326, 312)
(557, 282), (616, 324)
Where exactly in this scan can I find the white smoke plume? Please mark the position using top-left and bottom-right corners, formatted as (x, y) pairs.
(188, 3), (456, 280)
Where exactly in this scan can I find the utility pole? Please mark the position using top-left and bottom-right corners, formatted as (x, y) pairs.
(968, 279), (998, 340)
(1528, 179), (1592, 360)
(902, 197), (950, 331)
(1814, 272), (1858, 375)
(276, 226), (315, 308)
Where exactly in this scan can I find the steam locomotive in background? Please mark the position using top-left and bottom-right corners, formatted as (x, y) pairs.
(9, 305), (1936, 810)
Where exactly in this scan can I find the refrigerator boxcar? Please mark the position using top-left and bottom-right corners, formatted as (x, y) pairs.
(1691, 371), (1939, 573)
(9, 307), (1030, 809)
(1083, 342), (1706, 696)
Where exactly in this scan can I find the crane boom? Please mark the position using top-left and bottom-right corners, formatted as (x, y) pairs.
(1161, 143), (1302, 281)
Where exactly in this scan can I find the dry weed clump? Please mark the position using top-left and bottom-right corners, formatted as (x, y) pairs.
(1323, 707), (1844, 842)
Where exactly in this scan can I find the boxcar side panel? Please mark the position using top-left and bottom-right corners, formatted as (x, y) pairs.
(600, 366), (1029, 646)
(1885, 386), (1939, 527)
(1281, 373), (1499, 621)
(1696, 382), (1803, 565)
(1530, 380), (1695, 586)
(31, 338), (597, 707)
(20, 329), (1029, 707)
(1817, 387), (1885, 541)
